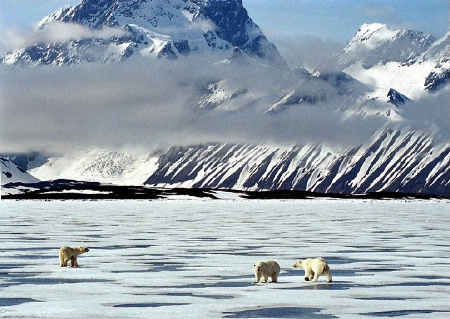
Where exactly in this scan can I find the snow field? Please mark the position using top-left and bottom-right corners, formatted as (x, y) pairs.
(0, 199), (449, 318)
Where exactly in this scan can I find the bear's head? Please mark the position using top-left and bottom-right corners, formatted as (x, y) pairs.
(293, 260), (303, 268)
(254, 261), (265, 273)
(79, 247), (89, 253)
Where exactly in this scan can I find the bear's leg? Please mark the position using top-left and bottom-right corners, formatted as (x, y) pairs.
(324, 269), (332, 283)
(254, 273), (261, 283)
(262, 275), (268, 283)
(70, 256), (77, 267)
(304, 270), (312, 281)
(271, 273), (278, 283)
(59, 251), (67, 267)
(311, 271), (319, 282)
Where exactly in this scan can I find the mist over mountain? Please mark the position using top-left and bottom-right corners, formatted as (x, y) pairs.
(1, 1), (449, 196)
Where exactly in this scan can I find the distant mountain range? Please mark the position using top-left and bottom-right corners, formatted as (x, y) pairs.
(1, 0), (449, 197)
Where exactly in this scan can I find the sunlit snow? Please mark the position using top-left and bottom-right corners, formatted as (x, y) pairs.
(0, 199), (448, 318)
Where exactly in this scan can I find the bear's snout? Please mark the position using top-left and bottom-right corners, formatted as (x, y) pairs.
(84, 248), (89, 252)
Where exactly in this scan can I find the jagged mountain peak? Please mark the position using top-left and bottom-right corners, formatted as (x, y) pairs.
(353, 23), (388, 42)
(387, 88), (410, 107)
(4, 0), (287, 68)
(337, 23), (449, 97)
(339, 23), (436, 69)
(39, 0), (200, 29)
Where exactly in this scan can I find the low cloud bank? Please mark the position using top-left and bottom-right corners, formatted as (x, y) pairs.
(0, 55), (448, 154)
(0, 22), (129, 56)
(274, 35), (343, 71)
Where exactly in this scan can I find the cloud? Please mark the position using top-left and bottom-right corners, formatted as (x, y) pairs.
(269, 35), (343, 71)
(400, 89), (450, 144)
(0, 57), (220, 153)
(359, 4), (396, 19)
(0, 55), (447, 155)
(0, 22), (129, 56)
(156, 19), (217, 38)
(40, 21), (130, 42)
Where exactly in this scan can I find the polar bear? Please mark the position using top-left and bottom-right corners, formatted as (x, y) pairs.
(254, 260), (280, 283)
(59, 246), (89, 267)
(293, 257), (332, 282)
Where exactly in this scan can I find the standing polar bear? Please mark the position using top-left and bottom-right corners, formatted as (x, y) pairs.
(59, 246), (89, 267)
(293, 257), (332, 282)
(254, 260), (281, 283)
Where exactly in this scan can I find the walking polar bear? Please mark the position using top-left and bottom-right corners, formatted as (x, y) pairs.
(293, 257), (332, 282)
(254, 260), (281, 283)
(59, 246), (89, 267)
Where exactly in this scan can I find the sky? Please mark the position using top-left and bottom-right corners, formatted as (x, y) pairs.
(243, 0), (449, 43)
(0, 0), (448, 60)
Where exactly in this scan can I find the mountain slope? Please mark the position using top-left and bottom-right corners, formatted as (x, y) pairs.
(1, 3), (448, 197)
(27, 149), (159, 185)
(424, 33), (450, 92)
(339, 23), (436, 69)
(1, 156), (40, 188)
(22, 130), (449, 197)
(141, 129), (449, 196)
(338, 24), (449, 98)
(3, 0), (287, 68)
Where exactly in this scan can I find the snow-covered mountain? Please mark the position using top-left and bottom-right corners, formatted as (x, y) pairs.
(339, 23), (436, 69)
(338, 24), (449, 98)
(17, 129), (448, 196)
(1, 156), (40, 186)
(1, 4), (448, 197)
(28, 149), (158, 185)
(143, 129), (449, 195)
(2, 0), (287, 69)
(424, 33), (450, 92)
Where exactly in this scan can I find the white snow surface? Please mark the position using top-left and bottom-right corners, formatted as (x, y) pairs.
(0, 199), (449, 318)
(0, 157), (40, 186)
(29, 149), (159, 185)
(343, 60), (435, 99)
(339, 23), (447, 99)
